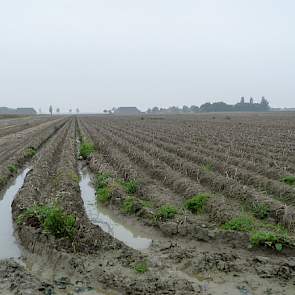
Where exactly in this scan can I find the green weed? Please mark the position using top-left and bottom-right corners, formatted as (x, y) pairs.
(155, 204), (177, 221)
(8, 164), (17, 174)
(185, 194), (208, 214)
(250, 231), (289, 251)
(121, 196), (136, 214)
(17, 203), (76, 240)
(251, 203), (270, 219)
(201, 163), (213, 172)
(79, 142), (95, 159)
(24, 147), (37, 158)
(223, 216), (255, 232)
(95, 173), (111, 190)
(281, 175), (295, 186)
(96, 187), (111, 203)
(134, 261), (148, 273)
(120, 179), (139, 194)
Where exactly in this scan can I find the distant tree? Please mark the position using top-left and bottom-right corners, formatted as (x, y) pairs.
(76, 108), (79, 114)
(56, 108), (60, 114)
(260, 96), (270, 110)
(69, 109), (72, 113)
(103, 109), (108, 114)
(240, 96), (245, 104)
(250, 97), (254, 104)
(152, 106), (159, 113)
(146, 108), (152, 114)
(200, 102), (212, 112)
(49, 105), (53, 116)
(190, 105), (199, 113)
(182, 105), (190, 113)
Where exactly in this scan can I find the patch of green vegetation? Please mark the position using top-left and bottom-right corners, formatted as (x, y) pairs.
(155, 204), (178, 221)
(120, 179), (139, 194)
(134, 261), (148, 273)
(96, 187), (111, 203)
(141, 200), (152, 208)
(223, 216), (255, 232)
(79, 142), (95, 159)
(121, 196), (136, 214)
(95, 172), (111, 190)
(17, 203), (76, 240)
(24, 147), (37, 158)
(200, 163), (213, 172)
(185, 194), (208, 214)
(7, 164), (18, 174)
(251, 203), (270, 219)
(281, 175), (295, 186)
(250, 231), (290, 251)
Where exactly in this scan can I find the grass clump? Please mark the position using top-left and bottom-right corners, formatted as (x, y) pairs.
(251, 203), (270, 219)
(96, 187), (111, 203)
(250, 231), (289, 251)
(95, 173), (111, 190)
(223, 216), (255, 232)
(79, 142), (95, 159)
(24, 147), (37, 158)
(120, 179), (139, 194)
(121, 196), (136, 214)
(17, 203), (76, 240)
(155, 204), (177, 221)
(8, 164), (18, 174)
(201, 163), (213, 172)
(134, 261), (148, 273)
(185, 194), (208, 214)
(281, 175), (295, 186)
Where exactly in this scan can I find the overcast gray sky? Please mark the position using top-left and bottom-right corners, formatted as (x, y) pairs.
(0, 0), (294, 113)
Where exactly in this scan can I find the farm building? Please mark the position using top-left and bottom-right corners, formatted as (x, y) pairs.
(0, 107), (37, 115)
(114, 107), (141, 115)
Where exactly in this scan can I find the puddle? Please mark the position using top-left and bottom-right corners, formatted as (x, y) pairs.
(79, 167), (152, 250)
(0, 168), (31, 259)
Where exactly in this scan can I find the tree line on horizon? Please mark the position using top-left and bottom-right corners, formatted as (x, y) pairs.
(146, 97), (270, 114)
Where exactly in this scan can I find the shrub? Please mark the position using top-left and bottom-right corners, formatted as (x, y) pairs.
(96, 187), (111, 203)
(251, 203), (270, 219)
(95, 173), (111, 190)
(17, 203), (76, 240)
(155, 204), (177, 221)
(134, 261), (148, 273)
(121, 196), (136, 214)
(250, 231), (289, 251)
(120, 179), (139, 194)
(24, 147), (37, 158)
(223, 216), (255, 232)
(79, 142), (95, 159)
(185, 194), (208, 214)
(8, 164), (18, 174)
(281, 175), (295, 186)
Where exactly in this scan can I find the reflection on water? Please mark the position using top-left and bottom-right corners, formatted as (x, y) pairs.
(79, 168), (152, 250)
(0, 168), (31, 259)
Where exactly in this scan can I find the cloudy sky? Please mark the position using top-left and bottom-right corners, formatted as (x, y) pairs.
(0, 0), (294, 113)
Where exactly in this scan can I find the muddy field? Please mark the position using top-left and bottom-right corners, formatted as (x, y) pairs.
(1, 113), (295, 294)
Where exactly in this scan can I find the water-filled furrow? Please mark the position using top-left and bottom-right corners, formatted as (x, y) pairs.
(0, 167), (31, 259)
(79, 167), (152, 250)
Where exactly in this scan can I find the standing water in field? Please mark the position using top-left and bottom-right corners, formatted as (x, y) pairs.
(79, 167), (152, 250)
(0, 168), (31, 259)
